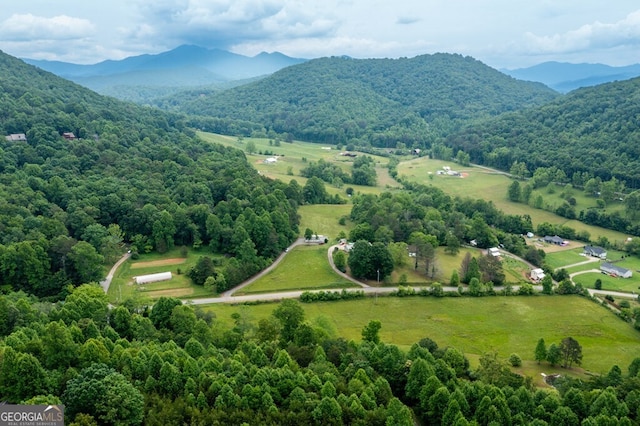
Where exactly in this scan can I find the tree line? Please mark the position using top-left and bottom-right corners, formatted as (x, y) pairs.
(1, 287), (639, 425)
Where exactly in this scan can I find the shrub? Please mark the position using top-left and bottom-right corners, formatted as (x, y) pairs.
(509, 353), (522, 367)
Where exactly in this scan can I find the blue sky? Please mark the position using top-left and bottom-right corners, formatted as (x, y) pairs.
(0, 1), (639, 69)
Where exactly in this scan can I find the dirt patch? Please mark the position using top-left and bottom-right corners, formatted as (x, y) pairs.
(130, 258), (186, 269)
(460, 172), (469, 178)
(142, 288), (194, 297)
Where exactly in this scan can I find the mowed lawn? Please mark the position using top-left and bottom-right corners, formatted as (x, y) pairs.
(206, 296), (640, 376)
(237, 245), (355, 294)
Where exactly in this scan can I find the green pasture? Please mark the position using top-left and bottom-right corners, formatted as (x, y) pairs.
(573, 271), (640, 293)
(298, 204), (354, 239)
(205, 295), (640, 376)
(107, 248), (213, 303)
(396, 157), (631, 243)
(528, 182), (626, 218)
(199, 132), (396, 197)
(237, 245), (355, 295)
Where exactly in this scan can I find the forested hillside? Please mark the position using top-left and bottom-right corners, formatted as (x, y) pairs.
(156, 54), (558, 147)
(444, 77), (640, 188)
(0, 51), (300, 298)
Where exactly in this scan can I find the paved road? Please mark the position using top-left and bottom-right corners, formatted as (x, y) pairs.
(100, 252), (131, 294)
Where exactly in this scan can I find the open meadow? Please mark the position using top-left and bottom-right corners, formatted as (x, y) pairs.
(298, 204), (353, 239)
(107, 248), (214, 303)
(237, 245), (355, 294)
(198, 132), (399, 198)
(203, 295), (640, 381)
(397, 157), (631, 243)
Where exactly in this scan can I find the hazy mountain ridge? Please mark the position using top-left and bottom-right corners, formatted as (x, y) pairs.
(162, 53), (559, 146)
(23, 45), (306, 102)
(503, 61), (640, 93)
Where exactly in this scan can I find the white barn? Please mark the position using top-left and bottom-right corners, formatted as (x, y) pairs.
(135, 272), (172, 285)
(530, 268), (545, 281)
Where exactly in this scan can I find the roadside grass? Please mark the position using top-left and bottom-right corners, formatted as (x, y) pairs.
(108, 248), (214, 303)
(396, 157), (631, 243)
(237, 245), (355, 295)
(566, 262), (601, 274)
(390, 247), (483, 285)
(204, 295), (640, 377)
(298, 204), (353, 240)
(388, 247), (530, 285)
(573, 272), (640, 293)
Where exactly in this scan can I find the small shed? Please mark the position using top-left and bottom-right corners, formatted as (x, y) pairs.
(530, 268), (545, 281)
(489, 247), (500, 257)
(135, 272), (172, 285)
(600, 263), (632, 278)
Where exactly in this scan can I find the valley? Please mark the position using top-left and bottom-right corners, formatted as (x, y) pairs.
(1, 46), (640, 425)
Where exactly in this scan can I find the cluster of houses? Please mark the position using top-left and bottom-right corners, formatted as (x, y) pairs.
(436, 166), (461, 177)
(5, 132), (77, 142)
(530, 243), (633, 281)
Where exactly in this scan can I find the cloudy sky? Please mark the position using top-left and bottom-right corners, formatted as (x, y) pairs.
(0, 0), (639, 69)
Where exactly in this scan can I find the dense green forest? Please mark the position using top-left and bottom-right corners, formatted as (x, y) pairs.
(155, 54), (558, 147)
(444, 77), (640, 189)
(0, 50), (301, 298)
(1, 288), (639, 425)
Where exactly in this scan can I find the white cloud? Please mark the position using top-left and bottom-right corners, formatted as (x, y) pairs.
(0, 13), (94, 41)
(524, 9), (640, 54)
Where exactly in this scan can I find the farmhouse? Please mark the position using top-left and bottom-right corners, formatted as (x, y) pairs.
(5, 133), (27, 142)
(263, 157), (278, 164)
(306, 235), (328, 244)
(530, 268), (545, 281)
(488, 247), (500, 257)
(584, 245), (607, 259)
(600, 262), (632, 278)
(63, 132), (76, 140)
(135, 272), (172, 284)
(544, 235), (566, 245)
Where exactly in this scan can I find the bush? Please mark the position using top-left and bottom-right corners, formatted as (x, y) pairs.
(619, 300), (631, 309)
(509, 353), (522, 367)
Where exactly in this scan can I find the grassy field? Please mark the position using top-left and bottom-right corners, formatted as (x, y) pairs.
(198, 132), (398, 198)
(237, 245), (355, 294)
(298, 204), (354, 240)
(107, 248), (214, 303)
(573, 272), (640, 293)
(396, 157), (632, 243)
(204, 296), (640, 379)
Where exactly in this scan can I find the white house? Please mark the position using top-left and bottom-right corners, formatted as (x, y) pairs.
(263, 157), (278, 164)
(600, 263), (632, 278)
(530, 268), (545, 281)
(488, 247), (500, 257)
(135, 272), (172, 284)
(306, 235), (328, 244)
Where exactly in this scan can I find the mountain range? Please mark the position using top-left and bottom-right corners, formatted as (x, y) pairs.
(23, 45), (640, 101)
(502, 62), (640, 93)
(23, 45), (306, 102)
